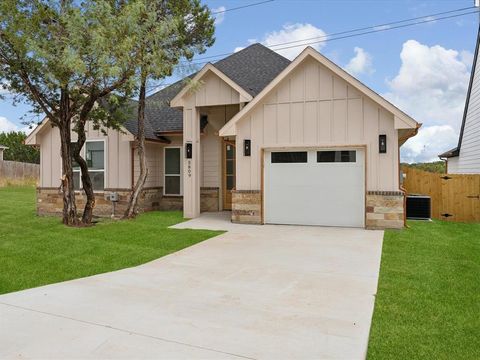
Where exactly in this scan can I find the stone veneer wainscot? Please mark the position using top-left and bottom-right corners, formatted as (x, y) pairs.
(366, 191), (405, 229)
(37, 187), (220, 217)
(231, 190), (262, 224)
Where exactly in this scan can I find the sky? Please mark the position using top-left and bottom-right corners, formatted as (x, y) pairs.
(1, 0), (479, 163)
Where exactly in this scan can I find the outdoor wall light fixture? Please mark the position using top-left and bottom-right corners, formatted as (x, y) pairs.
(244, 139), (251, 156)
(379, 134), (387, 154)
(185, 142), (192, 159)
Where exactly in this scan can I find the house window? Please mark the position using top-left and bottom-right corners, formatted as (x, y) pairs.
(271, 151), (308, 163)
(164, 147), (181, 195)
(72, 140), (105, 191)
(317, 150), (356, 163)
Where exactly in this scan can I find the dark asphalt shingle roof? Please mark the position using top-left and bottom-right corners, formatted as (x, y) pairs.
(123, 43), (290, 139)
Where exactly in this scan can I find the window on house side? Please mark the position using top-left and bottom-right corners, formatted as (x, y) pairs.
(72, 141), (105, 191)
(164, 147), (181, 195)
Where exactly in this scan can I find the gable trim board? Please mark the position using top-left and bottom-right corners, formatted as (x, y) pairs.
(170, 63), (253, 108)
(220, 47), (419, 137)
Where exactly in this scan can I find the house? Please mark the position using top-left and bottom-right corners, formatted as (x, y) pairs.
(0, 145), (7, 161)
(439, 28), (480, 173)
(25, 44), (419, 229)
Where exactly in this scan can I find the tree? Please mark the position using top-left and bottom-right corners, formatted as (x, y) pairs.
(124, 0), (215, 217)
(0, 0), (138, 225)
(0, 131), (39, 163)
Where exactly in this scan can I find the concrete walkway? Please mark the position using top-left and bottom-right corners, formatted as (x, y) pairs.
(0, 213), (383, 359)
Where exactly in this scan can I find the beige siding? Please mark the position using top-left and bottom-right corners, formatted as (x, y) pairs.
(133, 142), (163, 188)
(37, 121), (133, 189)
(38, 125), (62, 188)
(235, 57), (400, 192)
(193, 71), (241, 107)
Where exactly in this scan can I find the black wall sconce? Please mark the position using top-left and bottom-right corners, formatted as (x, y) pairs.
(244, 139), (251, 156)
(379, 134), (387, 154)
(185, 142), (192, 159)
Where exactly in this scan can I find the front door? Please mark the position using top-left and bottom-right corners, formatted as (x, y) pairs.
(223, 140), (236, 210)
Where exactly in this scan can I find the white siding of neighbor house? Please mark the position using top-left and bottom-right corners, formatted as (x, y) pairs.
(37, 121), (132, 189)
(235, 56), (400, 192)
(450, 52), (480, 174)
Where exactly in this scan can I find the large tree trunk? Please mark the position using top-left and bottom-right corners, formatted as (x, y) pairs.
(73, 121), (95, 224)
(124, 74), (148, 218)
(58, 89), (78, 226)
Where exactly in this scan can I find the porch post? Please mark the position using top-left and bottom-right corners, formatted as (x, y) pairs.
(183, 106), (201, 218)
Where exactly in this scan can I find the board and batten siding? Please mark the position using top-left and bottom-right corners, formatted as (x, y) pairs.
(37, 121), (132, 189)
(133, 142), (164, 188)
(235, 56), (400, 192)
(200, 105), (239, 188)
(449, 50), (480, 174)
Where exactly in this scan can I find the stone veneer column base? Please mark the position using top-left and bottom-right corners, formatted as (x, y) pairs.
(366, 191), (405, 229)
(231, 190), (262, 224)
(200, 187), (219, 212)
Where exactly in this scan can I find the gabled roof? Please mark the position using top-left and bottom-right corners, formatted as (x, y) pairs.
(213, 43), (291, 97)
(126, 43), (290, 137)
(26, 44), (291, 141)
(170, 64), (254, 107)
(220, 47), (419, 137)
(440, 25), (480, 159)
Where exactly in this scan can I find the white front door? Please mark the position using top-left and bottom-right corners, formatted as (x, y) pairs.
(264, 148), (365, 227)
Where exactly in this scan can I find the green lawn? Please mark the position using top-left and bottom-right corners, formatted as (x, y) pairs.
(368, 220), (480, 360)
(0, 186), (222, 295)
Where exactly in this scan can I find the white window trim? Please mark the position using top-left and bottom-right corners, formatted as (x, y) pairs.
(163, 146), (183, 196)
(73, 139), (107, 192)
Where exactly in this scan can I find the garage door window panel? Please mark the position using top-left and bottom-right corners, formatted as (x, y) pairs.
(317, 150), (356, 163)
(271, 151), (308, 163)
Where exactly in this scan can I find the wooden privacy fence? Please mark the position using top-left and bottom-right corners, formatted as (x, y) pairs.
(402, 166), (480, 223)
(0, 160), (39, 182)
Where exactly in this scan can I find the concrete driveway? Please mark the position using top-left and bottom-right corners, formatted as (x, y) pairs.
(0, 213), (383, 359)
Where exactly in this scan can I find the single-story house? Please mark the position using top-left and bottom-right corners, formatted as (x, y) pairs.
(439, 28), (480, 173)
(26, 44), (419, 229)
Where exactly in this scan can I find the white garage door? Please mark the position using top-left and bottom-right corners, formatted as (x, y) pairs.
(264, 149), (365, 227)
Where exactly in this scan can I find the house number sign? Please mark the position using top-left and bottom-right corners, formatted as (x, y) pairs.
(187, 160), (192, 177)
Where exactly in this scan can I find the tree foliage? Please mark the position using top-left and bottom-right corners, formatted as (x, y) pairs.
(124, 0), (215, 217)
(0, 131), (39, 163)
(0, 0), (142, 225)
(1, 0), (216, 224)
(401, 161), (446, 174)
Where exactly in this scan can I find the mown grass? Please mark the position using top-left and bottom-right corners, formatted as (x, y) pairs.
(368, 220), (480, 359)
(0, 186), (222, 294)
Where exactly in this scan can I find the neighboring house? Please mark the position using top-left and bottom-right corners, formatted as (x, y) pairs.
(26, 44), (419, 229)
(0, 145), (7, 161)
(439, 28), (480, 173)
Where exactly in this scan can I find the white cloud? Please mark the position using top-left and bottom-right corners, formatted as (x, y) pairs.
(345, 47), (374, 76)
(0, 116), (19, 133)
(382, 40), (472, 162)
(212, 6), (226, 25)
(402, 125), (458, 163)
(0, 116), (33, 134)
(235, 23), (327, 60)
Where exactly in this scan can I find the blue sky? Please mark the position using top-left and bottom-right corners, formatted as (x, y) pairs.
(1, 0), (478, 162)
